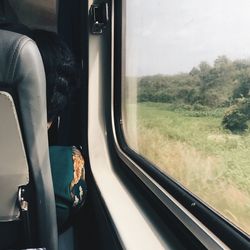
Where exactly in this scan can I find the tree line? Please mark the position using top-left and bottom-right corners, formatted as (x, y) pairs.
(136, 56), (250, 132)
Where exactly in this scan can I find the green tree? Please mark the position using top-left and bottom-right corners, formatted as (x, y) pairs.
(214, 55), (231, 69)
(233, 69), (250, 98)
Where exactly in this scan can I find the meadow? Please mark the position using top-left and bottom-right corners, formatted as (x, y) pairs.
(127, 102), (250, 235)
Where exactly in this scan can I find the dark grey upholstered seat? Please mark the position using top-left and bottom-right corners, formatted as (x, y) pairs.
(0, 29), (58, 249)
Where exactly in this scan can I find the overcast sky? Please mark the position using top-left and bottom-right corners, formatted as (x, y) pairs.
(125, 0), (250, 76)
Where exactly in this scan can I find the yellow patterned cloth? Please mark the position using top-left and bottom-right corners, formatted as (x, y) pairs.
(49, 146), (87, 231)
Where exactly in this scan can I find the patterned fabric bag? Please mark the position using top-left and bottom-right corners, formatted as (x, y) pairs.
(49, 146), (87, 230)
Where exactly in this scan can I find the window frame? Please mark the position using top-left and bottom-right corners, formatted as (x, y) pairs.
(112, 0), (250, 248)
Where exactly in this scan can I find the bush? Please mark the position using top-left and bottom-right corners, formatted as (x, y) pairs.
(192, 103), (208, 111)
(222, 105), (248, 132)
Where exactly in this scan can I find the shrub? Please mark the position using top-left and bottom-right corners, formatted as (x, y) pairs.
(192, 103), (208, 111)
(222, 105), (248, 132)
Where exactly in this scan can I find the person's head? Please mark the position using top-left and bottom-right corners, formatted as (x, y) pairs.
(32, 30), (78, 125)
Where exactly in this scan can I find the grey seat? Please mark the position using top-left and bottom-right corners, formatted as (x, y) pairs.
(0, 29), (58, 249)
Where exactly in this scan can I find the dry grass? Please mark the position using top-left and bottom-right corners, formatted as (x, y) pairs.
(136, 125), (250, 235)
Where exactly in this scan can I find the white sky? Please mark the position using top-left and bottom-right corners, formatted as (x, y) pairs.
(125, 0), (250, 76)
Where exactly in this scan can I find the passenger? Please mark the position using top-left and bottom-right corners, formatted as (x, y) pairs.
(32, 29), (87, 232)
(0, 24), (87, 232)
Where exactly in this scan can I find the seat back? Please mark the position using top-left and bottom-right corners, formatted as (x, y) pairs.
(0, 91), (29, 221)
(0, 29), (58, 249)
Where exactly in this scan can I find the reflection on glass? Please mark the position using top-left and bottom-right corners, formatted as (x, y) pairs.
(122, 0), (250, 235)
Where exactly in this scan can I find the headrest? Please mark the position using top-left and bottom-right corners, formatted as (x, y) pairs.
(0, 29), (43, 84)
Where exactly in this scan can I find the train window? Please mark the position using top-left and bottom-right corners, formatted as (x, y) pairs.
(121, 0), (250, 236)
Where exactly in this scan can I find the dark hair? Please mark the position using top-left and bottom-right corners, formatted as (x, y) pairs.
(32, 30), (78, 122)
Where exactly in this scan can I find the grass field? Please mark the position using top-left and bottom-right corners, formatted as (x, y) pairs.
(124, 102), (250, 235)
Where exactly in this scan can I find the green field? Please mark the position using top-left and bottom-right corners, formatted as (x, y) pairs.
(127, 102), (250, 235)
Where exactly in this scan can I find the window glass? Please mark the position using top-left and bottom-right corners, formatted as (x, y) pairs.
(122, 0), (250, 235)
